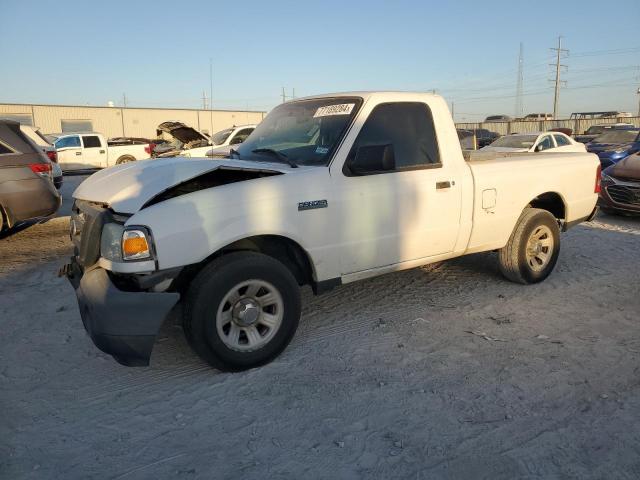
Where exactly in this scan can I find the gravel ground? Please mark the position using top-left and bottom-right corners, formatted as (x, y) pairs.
(1, 182), (639, 479)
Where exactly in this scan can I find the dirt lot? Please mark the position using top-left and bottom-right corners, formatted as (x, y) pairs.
(1, 181), (639, 479)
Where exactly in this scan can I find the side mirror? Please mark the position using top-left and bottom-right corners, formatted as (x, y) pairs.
(534, 144), (544, 152)
(349, 144), (395, 175)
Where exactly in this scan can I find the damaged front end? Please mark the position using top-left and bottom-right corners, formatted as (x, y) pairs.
(64, 160), (287, 366)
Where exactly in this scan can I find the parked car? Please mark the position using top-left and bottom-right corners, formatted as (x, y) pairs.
(599, 152), (640, 215)
(155, 122), (257, 158)
(482, 132), (586, 153)
(484, 114), (512, 123)
(0, 120), (61, 232)
(523, 113), (553, 121)
(574, 123), (636, 144)
(586, 129), (640, 168)
(599, 111), (633, 118)
(52, 133), (150, 171)
(20, 125), (63, 189)
(63, 91), (599, 371)
(456, 128), (499, 150)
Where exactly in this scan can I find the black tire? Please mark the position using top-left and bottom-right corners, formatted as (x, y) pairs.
(183, 251), (301, 371)
(498, 208), (560, 284)
(116, 155), (136, 165)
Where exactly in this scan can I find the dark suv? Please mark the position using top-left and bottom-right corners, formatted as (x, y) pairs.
(0, 120), (61, 232)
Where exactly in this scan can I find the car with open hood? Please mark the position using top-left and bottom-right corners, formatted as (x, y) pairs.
(599, 152), (640, 214)
(155, 122), (256, 158)
(586, 128), (640, 168)
(63, 91), (599, 372)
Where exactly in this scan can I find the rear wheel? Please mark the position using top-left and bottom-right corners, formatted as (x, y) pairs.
(183, 252), (301, 371)
(116, 155), (136, 165)
(498, 208), (560, 284)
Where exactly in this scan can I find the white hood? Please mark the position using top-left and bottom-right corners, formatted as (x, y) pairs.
(73, 157), (286, 213)
(480, 146), (529, 153)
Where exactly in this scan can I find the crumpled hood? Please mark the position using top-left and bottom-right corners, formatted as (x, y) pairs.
(73, 157), (287, 213)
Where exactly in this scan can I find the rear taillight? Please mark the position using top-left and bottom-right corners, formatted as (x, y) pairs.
(595, 164), (602, 193)
(29, 163), (52, 179)
(144, 143), (155, 155)
(46, 150), (57, 163)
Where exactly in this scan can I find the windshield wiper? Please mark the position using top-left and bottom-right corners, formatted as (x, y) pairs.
(251, 148), (298, 168)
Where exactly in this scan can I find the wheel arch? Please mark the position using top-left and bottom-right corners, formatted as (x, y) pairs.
(116, 155), (136, 165)
(172, 234), (319, 294)
(526, 191), (567, 223)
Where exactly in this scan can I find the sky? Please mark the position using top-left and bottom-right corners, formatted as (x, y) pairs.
(1, 0), (639, 121)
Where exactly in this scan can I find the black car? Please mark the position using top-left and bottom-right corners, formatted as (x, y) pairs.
(457, 128), (500, 149)
(574, 124), (635, 144)
(0, 120), (61, 232)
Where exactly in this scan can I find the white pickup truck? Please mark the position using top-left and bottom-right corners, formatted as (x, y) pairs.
(52, 133), (150, 171)
(63, 92), (600, 371)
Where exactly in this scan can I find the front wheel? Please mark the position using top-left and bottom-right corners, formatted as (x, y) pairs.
(183, 252), (301, 371)
(498, 208), (560, 284)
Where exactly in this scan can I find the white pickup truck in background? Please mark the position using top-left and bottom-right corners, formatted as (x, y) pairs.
(64, 91), (600, 372)
(52, 133), (150, 171)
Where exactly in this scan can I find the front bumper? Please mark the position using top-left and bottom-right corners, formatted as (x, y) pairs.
(598, 183), (640, 214)
(64, 259), (180, 366)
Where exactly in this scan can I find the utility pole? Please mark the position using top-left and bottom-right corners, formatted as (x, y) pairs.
(637, 87), (640, 117)
(209, 58), (214, 136)
(281, 88), (295, 103)
(122, 93), (127, 108)
(202, 90), (209, 110)
(550, 36), (568, 119)
(515, 42), (524, 118)
(450, 101), (454, 119)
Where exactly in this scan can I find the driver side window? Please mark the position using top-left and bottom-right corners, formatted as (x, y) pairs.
(345, 102), (441, 175)
(55, 136), (81, 149)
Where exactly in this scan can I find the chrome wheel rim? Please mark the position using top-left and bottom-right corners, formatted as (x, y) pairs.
(525, 225), (554, 272)
(216, 279), (284, 352)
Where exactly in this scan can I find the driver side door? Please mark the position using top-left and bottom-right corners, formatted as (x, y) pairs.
(54, 135), (83, 171)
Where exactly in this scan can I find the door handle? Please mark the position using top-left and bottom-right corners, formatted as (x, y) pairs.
(436, 181), (452, 190)
(75, 151), (82, 156)
(99, 150), (105, 154)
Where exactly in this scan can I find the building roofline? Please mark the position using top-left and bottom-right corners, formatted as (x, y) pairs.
(0, 102), (265, 114)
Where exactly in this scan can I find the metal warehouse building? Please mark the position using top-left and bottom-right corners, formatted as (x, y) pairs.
(0, 103), (266, 139)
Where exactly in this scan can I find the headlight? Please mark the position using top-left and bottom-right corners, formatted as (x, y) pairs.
(122, 229), (151, 260)
(100, 224), (153, 262)
(100, 223), (125, 261)
(601, 173), (615, 184)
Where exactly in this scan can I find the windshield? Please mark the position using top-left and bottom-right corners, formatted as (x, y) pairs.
(211, 128), (233, 145)
(235, 97), (362, 166)
(593, 130), (639, 144)
(490, 134), (537, 149)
